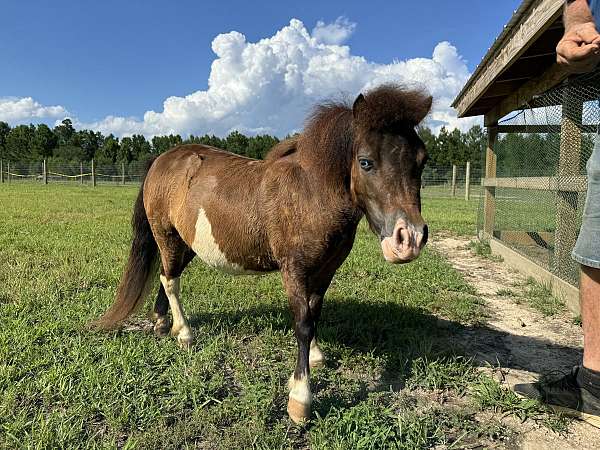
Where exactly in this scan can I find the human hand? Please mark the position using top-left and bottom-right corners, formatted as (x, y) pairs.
(556, 22), (600, 73)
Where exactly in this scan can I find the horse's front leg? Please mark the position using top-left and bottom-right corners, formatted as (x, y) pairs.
(282, 269), (315, 423)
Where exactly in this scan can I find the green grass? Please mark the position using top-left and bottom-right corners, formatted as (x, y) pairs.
(467, 240), (503, 262)
(0, 184), (564, 448)
(497, 277), (565, 317)
(422, 197), (479, 236)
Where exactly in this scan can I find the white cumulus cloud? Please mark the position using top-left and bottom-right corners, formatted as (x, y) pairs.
(312, 16), (356, 45)
(0, 97), (68, 124)
(67, 18), (476, 137)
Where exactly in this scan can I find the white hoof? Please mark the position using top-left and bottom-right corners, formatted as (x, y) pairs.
(173, 327), (193, 349)
(288, 374), (311, 423)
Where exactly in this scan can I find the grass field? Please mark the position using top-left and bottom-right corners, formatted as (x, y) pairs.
(0, 185), (562, 448)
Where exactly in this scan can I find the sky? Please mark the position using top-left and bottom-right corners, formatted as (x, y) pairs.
(0, 0), (523, 137)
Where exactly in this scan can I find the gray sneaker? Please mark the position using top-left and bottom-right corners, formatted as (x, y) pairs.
(514, 366), (600, 428)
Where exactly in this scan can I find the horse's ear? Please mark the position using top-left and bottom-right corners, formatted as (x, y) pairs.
(415, 95), (433, 124)
(353, 93), (367, 119)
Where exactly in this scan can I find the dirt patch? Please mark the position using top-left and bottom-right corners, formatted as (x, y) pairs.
(432, 234), (600, 449)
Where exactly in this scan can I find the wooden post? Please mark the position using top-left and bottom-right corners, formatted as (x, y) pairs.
(483, 124), (498, 237)
(80, 162), (84, 185)
(554, 83), (582, 280)
(43, 159), (48, 185)
(122, 162), (126, 185)
(451, 164), (457, 197)
(465, 161), (471, 201)
(0, 159), (3, 183)
(91, 159), (96, 187)
(7, 161), (10, 183)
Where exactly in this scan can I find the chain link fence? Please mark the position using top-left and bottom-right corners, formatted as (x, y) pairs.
(478, 69), (600, 287)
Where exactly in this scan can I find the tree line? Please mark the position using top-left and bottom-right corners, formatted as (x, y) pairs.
(1, 119), (587, 177)
(0, 119), (281, 166)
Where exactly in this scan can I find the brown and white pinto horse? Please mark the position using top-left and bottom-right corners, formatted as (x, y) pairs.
(93, 84), (432, 423)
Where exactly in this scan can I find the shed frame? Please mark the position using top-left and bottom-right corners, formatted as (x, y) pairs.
(452, 0), (600, 314)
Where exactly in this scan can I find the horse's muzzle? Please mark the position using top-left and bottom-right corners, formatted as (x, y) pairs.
(380, 218), (428, 264)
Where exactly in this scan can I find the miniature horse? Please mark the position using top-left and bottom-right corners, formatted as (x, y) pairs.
(93, 84), (432, 423)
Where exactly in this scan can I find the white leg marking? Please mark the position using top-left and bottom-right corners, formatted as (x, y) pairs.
(288, 373), (312, 406)
(309, 338), (325, 368)
(287, 372), (311, 423)
(159, 275), (193, 348)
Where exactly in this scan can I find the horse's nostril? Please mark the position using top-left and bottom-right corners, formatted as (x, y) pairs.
(422, 224), (429, 247)
(395, 227), (405, 245)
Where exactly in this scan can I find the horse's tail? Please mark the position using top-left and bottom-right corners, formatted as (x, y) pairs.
(90, 159), (158, 329)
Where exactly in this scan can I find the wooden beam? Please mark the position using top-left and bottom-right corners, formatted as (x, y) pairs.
(496, 230), (554, 248)
(482, 175), (588, 191)
(489, 238), (580, 314)
(483, 125), (498, 236)
(496, 54), (556, 81)
(497, 124), (598, 134)
(485, 63), (569, 126)
(455, 0), (563, 118)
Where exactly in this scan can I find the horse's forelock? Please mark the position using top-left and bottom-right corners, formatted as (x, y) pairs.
(356, 84), (432, 131)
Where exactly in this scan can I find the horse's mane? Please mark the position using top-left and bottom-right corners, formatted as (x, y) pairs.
(264, 136), (299, 161)
(264, 84), (432, 169)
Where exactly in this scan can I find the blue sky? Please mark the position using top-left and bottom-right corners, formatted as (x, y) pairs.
(0, 0), (523, 136)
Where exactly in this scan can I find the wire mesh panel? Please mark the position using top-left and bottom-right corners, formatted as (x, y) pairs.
(478, 69), (600, 287)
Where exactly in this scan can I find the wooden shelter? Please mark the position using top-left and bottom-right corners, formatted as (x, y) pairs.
(452, 0), (599, 313)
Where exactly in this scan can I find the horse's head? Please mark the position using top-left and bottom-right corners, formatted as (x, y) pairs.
(350, 85), (432, 264)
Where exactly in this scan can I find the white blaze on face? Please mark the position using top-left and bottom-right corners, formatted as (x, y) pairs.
(192, 208), (253, 275)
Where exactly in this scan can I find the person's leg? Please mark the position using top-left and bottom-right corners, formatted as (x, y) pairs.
(582, 266), (600, 372)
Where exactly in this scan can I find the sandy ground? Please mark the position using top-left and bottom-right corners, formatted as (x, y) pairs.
(432, 235), (600, 449)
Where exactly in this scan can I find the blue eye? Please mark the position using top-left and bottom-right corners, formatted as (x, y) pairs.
(359, 158), (374, 171)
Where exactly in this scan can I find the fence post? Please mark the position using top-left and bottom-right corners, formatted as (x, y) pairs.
(451, 164), (457, 197)
(91, 159), (96, 187)
(483, 125), (498, 238)
(43, 159), (48, 185)
(0, 159), (3, 183)
(80, 162), (84, 185)
(122, 162), (125, 185)
(465, 161), (471, 201)
(7, 161), (10, 183)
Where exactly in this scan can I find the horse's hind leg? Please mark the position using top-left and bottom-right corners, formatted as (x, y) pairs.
(152, 286), (170, 337)
(155, 230), (195, 348)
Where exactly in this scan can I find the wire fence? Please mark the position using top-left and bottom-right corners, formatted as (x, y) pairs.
(422, 162), (482, 200)
(0, 160), (149, 185)
(478, 68), (600, 287)
(0, 158), (481, 199)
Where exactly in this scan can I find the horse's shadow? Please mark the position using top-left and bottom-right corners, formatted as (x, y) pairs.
(188, 296), (582, 417)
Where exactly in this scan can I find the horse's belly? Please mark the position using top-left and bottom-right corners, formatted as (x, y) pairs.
(191, 208), (273, 275)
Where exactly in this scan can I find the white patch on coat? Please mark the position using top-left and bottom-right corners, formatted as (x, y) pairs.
(288, 373), (311, 406)
(192, 208), (255, 275)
